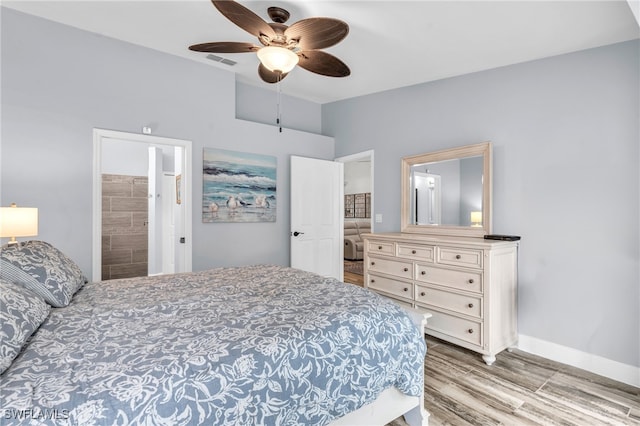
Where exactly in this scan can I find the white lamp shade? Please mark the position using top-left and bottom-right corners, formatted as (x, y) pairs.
(257, 46), (299, 73)
(470, 211), (482, 224)
(0, 206), (38, 238)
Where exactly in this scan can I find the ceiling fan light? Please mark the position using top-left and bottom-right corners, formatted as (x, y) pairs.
(257, 46), (299, 74)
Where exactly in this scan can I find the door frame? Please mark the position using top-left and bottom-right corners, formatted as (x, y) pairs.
(92, 128), (193, 282)
(335, 149), (375, 233)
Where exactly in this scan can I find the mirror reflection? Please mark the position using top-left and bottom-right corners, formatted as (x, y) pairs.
(410, 155), (483, 227)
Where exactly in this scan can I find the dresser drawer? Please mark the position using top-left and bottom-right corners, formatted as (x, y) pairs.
(437, 247), (483, 268)
(367, 240), (395, 256)
(415, 285), (482, 319)
(367, 274), (413, 300)
(415, 265), (482, 293)
(379, 293), (414, 310)
(397, 244), (434, 262)
(368, 257), (413, 279)
(425, 309), (483, 347)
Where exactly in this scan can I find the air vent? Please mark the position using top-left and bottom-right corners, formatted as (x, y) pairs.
(206, 54), (237, 67)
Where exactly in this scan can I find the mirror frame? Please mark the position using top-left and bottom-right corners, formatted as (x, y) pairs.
(401, 141), (492, 238)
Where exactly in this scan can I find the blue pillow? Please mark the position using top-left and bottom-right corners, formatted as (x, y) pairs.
(0, 240), (87, 308)
(0, 279), (51, 374)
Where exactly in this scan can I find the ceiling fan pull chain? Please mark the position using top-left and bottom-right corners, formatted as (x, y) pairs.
(277, 73), (283, 133)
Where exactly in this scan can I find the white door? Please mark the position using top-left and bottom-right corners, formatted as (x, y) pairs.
(413, 172), (441, 225)
(290, 156), (343, 281)
(161, 173), (176, 274)
(148, 147), (163, 276)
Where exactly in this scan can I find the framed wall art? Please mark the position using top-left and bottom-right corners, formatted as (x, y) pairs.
(345, 192), (371, 218)
(175, 174), (182, 204)
(202, 148), (277, 223)
(345, 194), (355, 218)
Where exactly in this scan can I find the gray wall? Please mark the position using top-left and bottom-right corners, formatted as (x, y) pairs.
(236, 81), (322, 134)
(1, 8), (333, 276)
(323, 40), (640, 367)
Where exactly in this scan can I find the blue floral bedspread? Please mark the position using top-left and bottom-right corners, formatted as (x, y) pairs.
(1, 265), (426, 425)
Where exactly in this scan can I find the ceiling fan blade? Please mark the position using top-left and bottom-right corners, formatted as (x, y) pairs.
(258, 63), (288, 84)
(212, 1), (276, 40)
(297, 50), (350, 78)
(285, 18), (349, 50)
(189, 41), (259, 53)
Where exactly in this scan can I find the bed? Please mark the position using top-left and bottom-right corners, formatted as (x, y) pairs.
(0, 241), (429, 425)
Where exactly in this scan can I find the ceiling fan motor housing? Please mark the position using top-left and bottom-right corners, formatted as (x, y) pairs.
(268, 7), (290, 24)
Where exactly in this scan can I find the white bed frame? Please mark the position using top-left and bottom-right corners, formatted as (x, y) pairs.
(330, 309), (431, 426)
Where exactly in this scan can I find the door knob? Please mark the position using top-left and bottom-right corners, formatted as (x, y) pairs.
(292, 231), (305, 237)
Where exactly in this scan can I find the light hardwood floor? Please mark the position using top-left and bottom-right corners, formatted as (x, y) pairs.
(344, 270), (364, 286)
(344, 260), (364, 287)
(392, 336), (639, 426)
(343, 267), (639, 425)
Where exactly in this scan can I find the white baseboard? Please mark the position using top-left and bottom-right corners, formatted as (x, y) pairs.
(517, 334), (639, 388)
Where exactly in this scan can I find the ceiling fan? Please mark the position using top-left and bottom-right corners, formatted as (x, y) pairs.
(189, 0), (351, 84)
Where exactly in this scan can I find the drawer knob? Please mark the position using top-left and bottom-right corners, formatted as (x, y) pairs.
(411, 250), (417, 254)
(403, 287), (409, 292)
(370, 279), (375, 283)
(403, 267), (409, 272)
(456, 254), (462, 259)
(421, 271), (426, 275)
(468, 303), (474, 308)
(378, 245), (383, 250)
(468, 329), (474, 334)
(420, 291), (426, 297)
(468, 279), (474, 284)
(371, 261), (375, 266)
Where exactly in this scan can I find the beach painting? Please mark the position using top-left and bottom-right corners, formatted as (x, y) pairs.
(202, 148), (277, 223)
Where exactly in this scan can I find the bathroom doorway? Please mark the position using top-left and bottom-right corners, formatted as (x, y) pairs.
(92, 129), (193, 282)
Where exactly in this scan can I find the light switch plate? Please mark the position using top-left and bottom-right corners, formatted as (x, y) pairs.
(375, 214), (383, 223)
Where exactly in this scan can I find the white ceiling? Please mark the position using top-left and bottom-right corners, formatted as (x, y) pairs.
(4, 1), (639, 104)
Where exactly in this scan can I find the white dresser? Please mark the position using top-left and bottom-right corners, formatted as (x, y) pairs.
(363, 232), (518, 365)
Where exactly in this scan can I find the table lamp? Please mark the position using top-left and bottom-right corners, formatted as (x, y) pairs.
(0, 203), (38, 244)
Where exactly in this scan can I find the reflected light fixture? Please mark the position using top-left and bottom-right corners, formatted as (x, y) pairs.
(470, 211), (482, 227)
(0, 203), (39, 244)
(257, 46), (299, 74)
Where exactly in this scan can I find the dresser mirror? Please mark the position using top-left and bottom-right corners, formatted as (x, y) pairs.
(401, 141), (492, 238)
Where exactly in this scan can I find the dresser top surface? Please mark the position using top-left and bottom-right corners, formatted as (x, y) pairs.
(361, 232), (519, 248)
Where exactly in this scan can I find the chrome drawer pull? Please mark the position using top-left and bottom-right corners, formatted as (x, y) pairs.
(403, 267), (409, 272)
(420, 291), (426, 297)
(456, 254), (462, 259)
(421, 271), (426, 275)
(468, 279), (474, 284)
(468, 303), (474, 308)
(467, 329), (474, 334)
(403, 287), (409, 292)
(411, 250), (417, 254)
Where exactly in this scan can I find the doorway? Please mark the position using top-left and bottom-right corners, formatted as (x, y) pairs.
(335, 150), (374, 287)
(92, 129), (193, 282)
